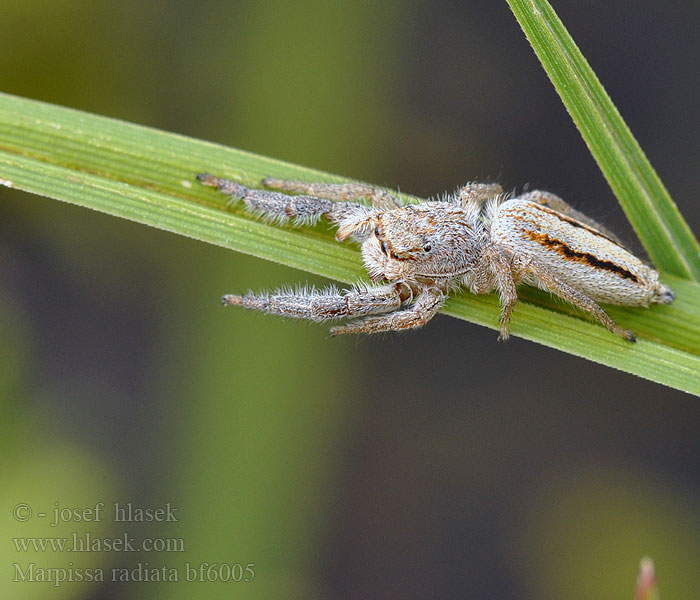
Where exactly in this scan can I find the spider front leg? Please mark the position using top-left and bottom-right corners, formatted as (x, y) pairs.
(262, 177), (402, 209)
(198, 173), (378, 240)
(222, 283), (405, 323)
(329, 287), (445, 335)
(199, 173), (335, 225)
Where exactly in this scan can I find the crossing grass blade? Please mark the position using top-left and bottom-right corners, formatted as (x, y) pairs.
(506, 0), (700, 281)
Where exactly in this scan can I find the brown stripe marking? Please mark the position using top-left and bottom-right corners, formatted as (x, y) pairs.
(528, 202), (621, 246)
(525, 231), (639, 282)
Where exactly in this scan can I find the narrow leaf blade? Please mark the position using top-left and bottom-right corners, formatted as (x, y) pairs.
(1, 93), (698, 394)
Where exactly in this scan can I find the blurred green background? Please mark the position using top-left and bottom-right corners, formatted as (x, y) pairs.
(2, 1), (699, 598)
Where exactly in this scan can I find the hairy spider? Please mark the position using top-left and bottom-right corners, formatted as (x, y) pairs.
(197, 174), (674, 341)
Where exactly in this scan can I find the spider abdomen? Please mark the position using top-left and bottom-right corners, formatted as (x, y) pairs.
(490, 199), (672, 305)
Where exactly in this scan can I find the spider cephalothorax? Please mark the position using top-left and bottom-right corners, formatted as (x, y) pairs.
(361, 203), (486, 285)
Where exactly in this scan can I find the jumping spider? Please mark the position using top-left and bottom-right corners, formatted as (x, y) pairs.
(197, 173), (674, 342)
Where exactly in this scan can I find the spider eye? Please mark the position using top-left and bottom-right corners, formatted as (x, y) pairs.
(374, 226), (381, 238)
(380, 240), (389, 256)
(423, 242), (432, 252)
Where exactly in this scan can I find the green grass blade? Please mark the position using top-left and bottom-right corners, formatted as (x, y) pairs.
(1, 92), (699, 394)
(506, 0), (700, 281)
